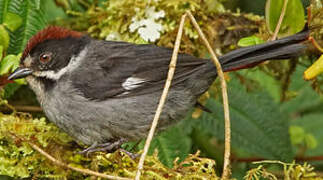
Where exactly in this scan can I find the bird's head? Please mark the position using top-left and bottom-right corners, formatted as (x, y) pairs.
(8, 26), (88, 81)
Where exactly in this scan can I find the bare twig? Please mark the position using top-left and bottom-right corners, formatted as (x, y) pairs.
(186, 11), (231, 179)
(271, 0), (289, 40)
(0, 105), (42, 114)
(11, 134), (131, 180)
(14, 105), (43, 112)
(135, 13), (187, 180)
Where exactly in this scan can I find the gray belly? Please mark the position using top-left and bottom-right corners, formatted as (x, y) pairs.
(41, 86), (196, 145)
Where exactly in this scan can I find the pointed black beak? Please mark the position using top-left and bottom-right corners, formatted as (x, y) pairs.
(8, 67), (33, 80)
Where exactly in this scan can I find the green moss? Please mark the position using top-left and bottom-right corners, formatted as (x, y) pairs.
(56, 0), (265, 57)
(0, 106), (220, 179)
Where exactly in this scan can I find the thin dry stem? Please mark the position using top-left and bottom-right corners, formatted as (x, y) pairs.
(186, 11), (231, 179)
(309, 36), (323, 53)
(14, 105), (43, 112)
(19, 138), (131, 180)
(271, 0), (289, 40)
(135, 13), (187, 180)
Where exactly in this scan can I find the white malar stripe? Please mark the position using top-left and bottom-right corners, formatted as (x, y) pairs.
(122, 77), (146, 90)
(35, 47), (88, 80)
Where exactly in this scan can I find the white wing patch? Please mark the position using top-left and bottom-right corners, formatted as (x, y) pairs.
(34, 47), (88, 80)
(122, 77), (146, 90)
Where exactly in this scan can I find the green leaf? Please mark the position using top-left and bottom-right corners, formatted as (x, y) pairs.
(41, 0), (67, 22)
(238, 68), (281, 102)
(0, 25), (9, 51)
(198, 79), (293, 161)
(265, 0), (305, 35)
(291, 114), (323, 156)
(3, 12), (22, 31)
(237, 36), (265, 47)
(0, 54), (19, 75)
(280, 66), (321, 114)
(0, 46), (3, 60)
(3, 82), (21, 99)
(289, 125), (305, 145)
(205, 0), (225, 13)
(0, 0), (9, 24)
(6, 0), (47, 54)
(34, 0), (41, 10)
(304, 134), (318, 150)
(140, 126), (192, 167)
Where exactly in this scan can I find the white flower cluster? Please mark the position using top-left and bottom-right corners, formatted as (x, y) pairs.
(129, 6), (165, 42)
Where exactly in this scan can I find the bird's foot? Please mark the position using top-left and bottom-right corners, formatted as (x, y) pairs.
(78, 138), (126, 155)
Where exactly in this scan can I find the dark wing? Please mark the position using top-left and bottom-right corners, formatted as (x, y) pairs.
(70, 40), (208, 100)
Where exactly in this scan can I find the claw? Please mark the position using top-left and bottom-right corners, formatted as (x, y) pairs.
(119, 149), (140, 159)
(78, 142), (99, 155)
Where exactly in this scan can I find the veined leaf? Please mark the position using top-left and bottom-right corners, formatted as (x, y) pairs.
(280, 66), (321, 114)
(237, 68), (281, 102)
(0, 0), (9, 24)
(198, 79), (292, 161)
(6, 0), (47, 54)
(139, 126), (192, 167)
(0, 25), (9, 51)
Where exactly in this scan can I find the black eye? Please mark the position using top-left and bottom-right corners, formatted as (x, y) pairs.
(39, 52), (52, 63)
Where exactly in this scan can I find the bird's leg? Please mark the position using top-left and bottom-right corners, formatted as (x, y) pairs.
(78, 139), (140, 159)
(78, 138), (130, 155)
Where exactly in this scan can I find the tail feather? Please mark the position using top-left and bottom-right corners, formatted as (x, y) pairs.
(220, 28), (309, 72)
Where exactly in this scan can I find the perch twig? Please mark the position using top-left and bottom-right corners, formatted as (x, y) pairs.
(186, 11), (231, 179)
(135, 13), (187, 180)
(14, 105), (43, 112)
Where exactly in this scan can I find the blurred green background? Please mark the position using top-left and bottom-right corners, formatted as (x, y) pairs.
(0, 0), (322, 179)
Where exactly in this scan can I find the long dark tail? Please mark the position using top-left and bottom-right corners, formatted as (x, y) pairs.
(220, 28), (310, 72)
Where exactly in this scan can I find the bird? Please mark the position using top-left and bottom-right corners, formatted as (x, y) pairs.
(8, 26), (309, 153)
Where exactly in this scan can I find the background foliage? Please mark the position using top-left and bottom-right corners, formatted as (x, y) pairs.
(0, 0), (322, 179)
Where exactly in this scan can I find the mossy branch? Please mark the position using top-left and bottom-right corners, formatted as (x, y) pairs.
(10, 133), (131, 180)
